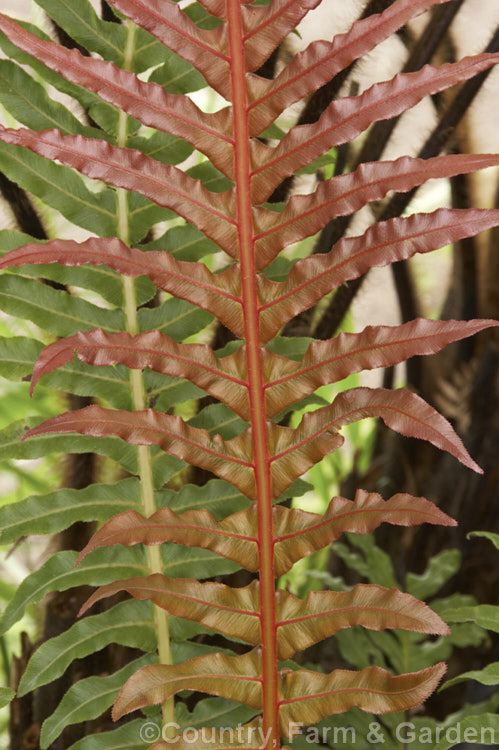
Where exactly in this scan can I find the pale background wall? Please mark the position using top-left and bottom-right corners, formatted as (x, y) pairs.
(293, 0), (499, 331)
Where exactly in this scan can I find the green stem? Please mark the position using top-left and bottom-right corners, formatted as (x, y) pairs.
(0, 635), (10, 686)
(118, 20), (174, 735)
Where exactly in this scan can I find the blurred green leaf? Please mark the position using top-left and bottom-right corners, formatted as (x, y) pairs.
(0, 547), (147, 636)
(0, 477), (142, 544)
(433, 714), (499, 749)
(65, 720), (146, 750)
(40, 653), (157, 748)
(468, 531), (499, 549)
(0, 20), (120, 133)
(0, 416), (139, 474)
(0, 275), (124, 336)
(138, 297), (212, 339)
(19, 600), (156, 697)
(441, 661), (499, 691)
(143, 224), (219, 262)
(442, 604), (498, 633)
(406, 549), (461, 599)
(189, 403), (247, 440)
(0, 60), (100, 138)
(0, 141), (118, 235)
(0, 687), (15, 709)
(0, 230), (155, 308)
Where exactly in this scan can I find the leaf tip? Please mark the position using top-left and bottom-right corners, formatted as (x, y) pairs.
(74, 546), (89, 567)
(416, 661), (448, 704)
(29, 375), (39, 398)
(468, 457), (484, 475)
(20, 424), (33, 442)
(433, 661), (448, 683)
(78, 590), (100, 618)
(111, 702), (124, 722)
(112, 677), (142, 722)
